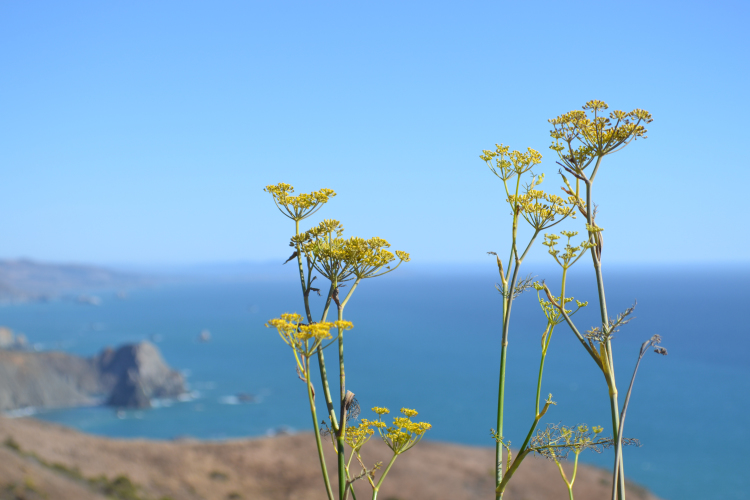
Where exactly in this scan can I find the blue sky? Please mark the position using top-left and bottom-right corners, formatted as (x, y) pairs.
(1, 0), (747, 265)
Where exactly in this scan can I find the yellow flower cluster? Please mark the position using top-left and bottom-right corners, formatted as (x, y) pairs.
(542, 232), (594, 269)
(266, 313), (350, 353)
(294, 221), (410, 283)
(264, 183), (336, 221)
(537, 292), (577, 324)
(508, 190), (576, 230)
(342, 406), (430, 459)
(294, 219), (344, 244)
(297, 322), (335, 341)
(344, 419), (375, 452)
(370, 407), (432, 455)
(481, 144), (543, 181)
(347, 237), (410, 279)
(333, 320), (354, 331)
(548, 100), (653, 169)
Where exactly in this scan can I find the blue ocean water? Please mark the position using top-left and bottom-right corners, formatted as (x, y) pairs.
(1, 263), (747, 500)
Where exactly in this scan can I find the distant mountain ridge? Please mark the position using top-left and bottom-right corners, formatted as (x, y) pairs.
(0, 259), (151, 302)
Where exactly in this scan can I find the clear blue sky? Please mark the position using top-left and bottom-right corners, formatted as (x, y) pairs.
(1, 1), (747, 265)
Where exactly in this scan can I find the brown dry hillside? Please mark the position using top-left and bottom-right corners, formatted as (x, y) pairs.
(0, 417), (661, 500)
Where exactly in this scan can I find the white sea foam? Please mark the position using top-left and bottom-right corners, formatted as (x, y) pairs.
(4, 407), (37, 418)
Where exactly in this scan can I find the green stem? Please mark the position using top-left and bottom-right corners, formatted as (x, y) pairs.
(571, 451), (579, 491)
(317, 283), (339, 433)
(496, 183), (520, 500)
(612, 340), (650, 500)
(496, 450), (530, 495)
(295, 220), (313, 322)
(554, 459), (574, 500)
(332, 278), (359, 500)
(337, 435), (346, 500)
(344, 450), (359, 500)
(495, 282), (508, 497)
(372, 454), (399, 500)
(321, 283), (335, 321)
(585, 175), (625, 500)
(534, 323), (553, 415)
(317, 345), (339, 432)
(535, 268), (566, 415)
(294, 220), (334, 499)
(307, 362), (335, 500)
(341, 278), (361, 309)
(497, 394), (555, 496)
(495, 215), (540, 499)
(337, 304), (347, 500)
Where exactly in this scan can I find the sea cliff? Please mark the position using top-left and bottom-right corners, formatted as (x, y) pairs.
(0, 342), (184, 411)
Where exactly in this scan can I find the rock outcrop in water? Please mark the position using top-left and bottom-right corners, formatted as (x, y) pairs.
(98, 342), (185, 408)
(0, 342), (184, 411)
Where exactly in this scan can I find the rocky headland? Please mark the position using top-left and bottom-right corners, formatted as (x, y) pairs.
(0, 341), (185, 411)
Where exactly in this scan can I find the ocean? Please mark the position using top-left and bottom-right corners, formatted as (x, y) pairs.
(1, 262), (747, 500)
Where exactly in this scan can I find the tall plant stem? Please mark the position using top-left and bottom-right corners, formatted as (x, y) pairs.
(611, 339), (652, 500)
(307, 363), (335, 500)
(317, 284), (339, 434)
(495, 233), (517, 496)
(336, 304), (347, 500)
(495, 175), (521, 499)
(584, 170), (625, 500)
(535, 268), (567, 415)
(317, 344), (339, 432)
(295, 220), (314, 322)
(294, 220), (334, 496)
(494, 203), (540, 498)
(334, 280), (359, 500)
(495, 314), (508, 500)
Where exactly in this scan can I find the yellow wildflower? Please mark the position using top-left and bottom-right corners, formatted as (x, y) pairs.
(264, 183), (336, 221)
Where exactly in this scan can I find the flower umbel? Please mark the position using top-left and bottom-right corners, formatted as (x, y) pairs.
(265, 313), (347, 373)
(481, 144), (543, 181)
(264, 183), (336, 221)
(373, 407), (432, 455)
(549, 100), (653, 175)
(508, 189), (577, 230)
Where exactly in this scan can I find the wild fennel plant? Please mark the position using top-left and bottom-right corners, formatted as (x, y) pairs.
(545, 100), (659, 500)
(479, 146), (577, 498)
(264, 183), (430, 500)
(483, 101), (665, 500)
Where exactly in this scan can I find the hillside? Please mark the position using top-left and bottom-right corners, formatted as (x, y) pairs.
(0, 259), (150, 302)
(0, 417), (662, 500)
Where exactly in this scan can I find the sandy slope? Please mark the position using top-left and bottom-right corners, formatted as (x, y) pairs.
(0, 417), (661, 500)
